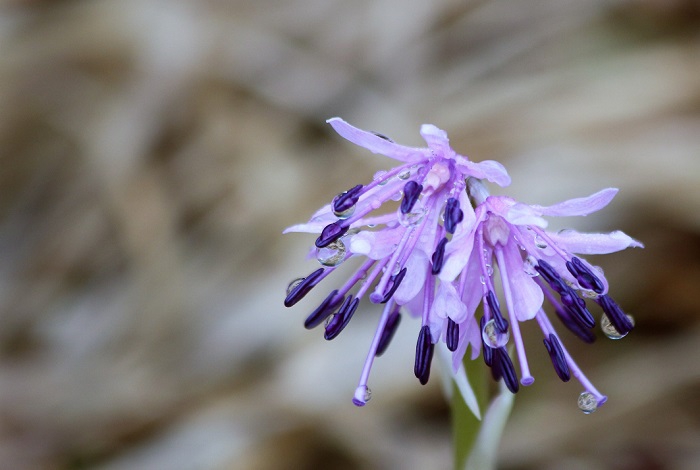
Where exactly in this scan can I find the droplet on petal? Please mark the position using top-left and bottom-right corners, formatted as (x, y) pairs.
(317, 239), (346, 266)
(601, 313), (635, 340)
(353, 385), (372, 406)
(523, 255), (539, 277)
(398, 169), (411, 180)
(482, 318), (509, 348)
(535, 235), (548, 249)
(578, 391), (598, 414)
(374, 170), (389, 185)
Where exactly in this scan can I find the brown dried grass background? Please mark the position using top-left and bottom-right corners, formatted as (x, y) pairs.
(0, 0), (698, 469)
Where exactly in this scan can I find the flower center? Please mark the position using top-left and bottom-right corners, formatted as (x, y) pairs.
(423, 161), (451, 193)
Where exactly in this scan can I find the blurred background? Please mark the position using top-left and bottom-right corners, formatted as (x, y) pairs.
(0, 0), (698, 469)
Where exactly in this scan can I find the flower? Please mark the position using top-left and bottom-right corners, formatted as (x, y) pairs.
(439, 177), (643, 413)
(284, 118), (509, 407)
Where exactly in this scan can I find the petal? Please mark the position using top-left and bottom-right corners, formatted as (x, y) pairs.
(505, 203), (548, 228)
(456, 157), (511, 187)
(327, 118), (428, 163)
(439, 201), (481, 282)
(431, 282), (467, 322)
(420, 124), (453, 156)
(531, 188), (618, 218)
(437, 343), (481, 420)
(394, 253), (428, 305)
(349, 229), (403, 259)
(549, 229), (644, 255)
(500, 241), (544, 321)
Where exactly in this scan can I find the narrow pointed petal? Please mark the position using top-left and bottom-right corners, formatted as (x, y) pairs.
(505, 203), (548, 228)
(327, 118), (428, 163)
(501, 241), (544, 321)
(431, 282), (468, 323)
(420, 124), (453, 155)
(531, 188), (618, 217)
(457, 157), (511, 187)
(349, 229), (404, 259)
(549, 229), (644, 255)
(394, 253), (428, 305)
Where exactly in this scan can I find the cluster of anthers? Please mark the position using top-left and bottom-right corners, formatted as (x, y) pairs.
(284, 118), (642, 414)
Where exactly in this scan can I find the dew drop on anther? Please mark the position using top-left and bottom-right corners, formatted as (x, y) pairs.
(578, 391), (598, 414)
(601, 314), (635, 340)
(333, 204), (355, 220)
(353, 385), (372, 406)
(482, 319), (509, 348)
(317, 240), (347, 267)
(398, 199), (426, 227)
(523, 255), (539, 277)
(286, 278), (305, 295)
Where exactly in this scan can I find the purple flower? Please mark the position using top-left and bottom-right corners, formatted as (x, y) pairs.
(438, 177), (643, 412)
(284, 118), (509, 407)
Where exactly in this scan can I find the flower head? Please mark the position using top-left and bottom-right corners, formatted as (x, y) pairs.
(284, 118), (509, 407)
(439, 178), (643, 412)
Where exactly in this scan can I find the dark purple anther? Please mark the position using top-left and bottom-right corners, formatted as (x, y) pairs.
(494, 347), (519, 393)
(486, 291), (509, 333)
(332, 184), (363, 214)
(304, 290), (341, 329)
(380, 267), (407, 303)
(376, 308), (401, 356)
(284, 268), (326, 307)
(566, 257), (605, 294)
(414, 325), (435, 385)
(535, 259), (560, 285)
(431, 237), (448, 275)
(597, 295), (634, 335)
(554, 307), (596, 343)
(401, 181), (423, 214)
(559, 287), (595, 329)
(315, 222), (349, 248)
(444, 197), (464, 234)
(324, 296), (359, 340)
(446, 318), (459, 352)
(543, 334), (571, 382)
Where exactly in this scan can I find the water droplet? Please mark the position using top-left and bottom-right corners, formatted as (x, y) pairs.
(353, 385), (372, 406)
(398, 170), (411, 180)
(518, 244), (526, 251)
(600, 314), (635, 340)
(374, 170), (389, 185)
(479, 275), (486, 285)
(367, 223), (376, 228)
(286, 278), (304, 295)
(398, 198), (427, 227)
(485, 264), (494, 276)
(324, 314), (336, 328)
(523, 255), (539, 276)
(534, 235), (548, 249)
(390, 191), (403, 202)
(392, 262), (402, 276)
(578, 391), (598, 414)
(333, 203), (355, 219)
(317, 240), (347, 267)
(482, 319), (509, 348)
(582, 289), (598, 299)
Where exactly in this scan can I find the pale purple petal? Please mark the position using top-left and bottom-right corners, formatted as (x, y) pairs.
(394, 253), (428, 305)
(456, 157), (511, 187)
(531, 188), (618, 218)
(420, 124), (453, 156)
(349, 229), (403, 259)
(327, 117), (428, 163)
(549, 229), (644, 255)
(439, 201), (482, 281)
(500, 241), (543, 321)
(431, 282), (467, 322)
(505, 203), (548, 228)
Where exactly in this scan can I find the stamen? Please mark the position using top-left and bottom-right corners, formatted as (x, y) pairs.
(332, 184), (363, 214)
(596, 295), (634, 335)
(539, 279), (596, 343)
(536, 260), (595, 328)
(543, 333), (571, 382)
(486, 290), (509, 333)
(354, 301), (396, 406)
(414, 325), (435, 385)
(304, 290), (341, 329)
(494, 347), (519, 393)
(376, 307), (402, 356)
(446, 317), (459, 352)
(324, 296), (360, 340)
(431, 237), (448, 275)
(443, 197), (463, 234)
(566, 257), (605, 294)
(401, 181), (423, 214)
(315, 222), (349, 248)
(284, 268), (326, 307)
(379, 267), (408, 303)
